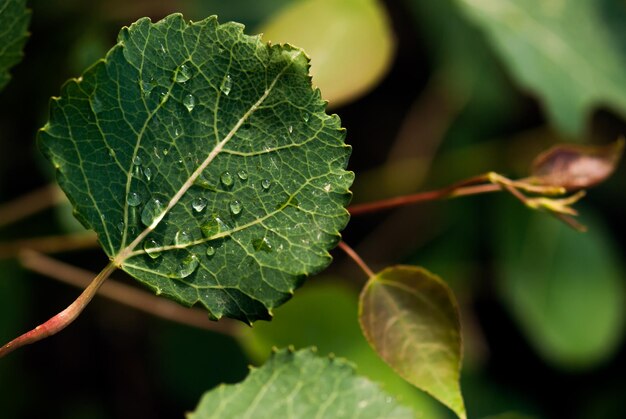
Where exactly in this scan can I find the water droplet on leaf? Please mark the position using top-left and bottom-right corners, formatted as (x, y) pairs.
(176, 254), (199, 279)
(144, 167), (153, 181)
(183, 94), (196, 112)
(133, 155), (142, 166)
(175, 230), (192, 246)
(261, 179), (271, 190)
(229, 200), (242, 215)
(206, 246), (215, 257)
(173, 64), (192, 83)
(201, 216), (231, 238)
(237, 170), (248, 180)
(128, 191), (142, 207)
(220, 171), (234, 187)
(141, 198), (164, 226)
(220, 74), (232, 95)
(252, 237), (273, 253)
(192, 197), (207, 212)
(143, 239), (161, 259)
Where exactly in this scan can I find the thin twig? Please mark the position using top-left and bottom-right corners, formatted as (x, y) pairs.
(337, 241), (375, 278)
(0, 184), (64, 228)
(17, 250), (238, 336)
(348, 174), (495, 216)
(0, 232), (98, 259)
(0, 257), (117, 358)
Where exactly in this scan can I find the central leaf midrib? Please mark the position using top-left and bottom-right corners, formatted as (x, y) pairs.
(113, 50), (301, 267)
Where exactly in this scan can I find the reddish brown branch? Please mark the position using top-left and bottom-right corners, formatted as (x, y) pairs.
(0, 258), (116, 358)
(18, 250), (237, 336)
(0, 184), (64, 228)
(0, 232), (98, 259)
(338, 241), (375, 278)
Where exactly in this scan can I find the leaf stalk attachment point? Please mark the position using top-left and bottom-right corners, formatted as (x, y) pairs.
(0, 260), (117, 358)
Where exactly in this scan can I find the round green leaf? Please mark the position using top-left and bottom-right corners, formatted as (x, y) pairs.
(38, 14), (353, 323)
(0, 0), (30, 91)
(359, 265), (466, 419)
(259, 0), (396, 107)
(495, 204), (625, 369)
(188, 347), (415, 419)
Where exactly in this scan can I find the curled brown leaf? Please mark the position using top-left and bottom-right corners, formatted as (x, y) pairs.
(530, 138), (624, 191)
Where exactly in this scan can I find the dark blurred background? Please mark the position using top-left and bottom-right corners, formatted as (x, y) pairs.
(0, 1), (625, 418)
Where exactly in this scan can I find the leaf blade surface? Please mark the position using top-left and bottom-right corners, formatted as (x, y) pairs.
(188, 347), (415, 419)
(359, 265), (466, 419)
(39, 14), (353, 322)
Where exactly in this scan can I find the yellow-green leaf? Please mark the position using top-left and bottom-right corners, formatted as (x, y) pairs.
(259, 0), (395, 107)
(359, 265), (466, 419)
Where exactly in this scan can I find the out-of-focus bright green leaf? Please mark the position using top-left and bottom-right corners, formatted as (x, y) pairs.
(188, 347), (415, 419)
(259, 0), (395, 107)
(360, 265), (466, 419)
(38, 14), (353, 323)
(238, 281), (446, 418)
(0, 0), (30, 91)
(495, 203), (625, 369)
(454, 0), (626, 135)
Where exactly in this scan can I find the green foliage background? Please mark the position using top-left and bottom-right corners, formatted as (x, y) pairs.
(0, 1), (624, 418)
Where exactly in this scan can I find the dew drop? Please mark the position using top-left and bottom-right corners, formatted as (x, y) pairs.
(288, 125), (293, 134)
(176, 254), (199, 279)
(128, 191), (142, 207)
(173, 64), (192, 83)
(237, 170), (248, 180)
(92, 94), (103, 114)
(144, 167), (153, 181)
(302, 112), (310, 122)
(153, 147), (161, 159)
(142, 78), (156, 95)
(229, 200), (242, 215)
(192, 197), (207, 212)
(143, 239), (161, 259)
(201, 216), (231, 238)
(206, 246), (215, 257)
(261, 179), (271, 190)
(252, 237), (273, 253)
(117, 222), (125, 233)
(163, 148), (169, 156)
(220, 171), (234, 187)
(183, 94), (196, 112)
(141, 198), (164, 226)
(133, 155), (142, 166)
(175, 230), (192, 246)
(220, 74), (232, 95)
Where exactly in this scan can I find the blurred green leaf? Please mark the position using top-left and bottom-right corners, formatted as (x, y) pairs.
(453, 0), (626, 135)
(38, 14), (353, 322)
(360, 266), (466, 419)
(238, 281), (446, 417)
(0, 0), (30, 91)
(495, 203), (625, 369)
(259, 0), (395, 107)
(188, 347), (415, 419)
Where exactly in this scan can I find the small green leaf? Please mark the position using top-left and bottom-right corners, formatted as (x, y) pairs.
(359, 265), (466, 419)
(38, 14), (353, 323)
(259, 0), (395, 107)
(454, 0), (626, 134)
(188, 347), (415, 419)
(0, 0), (30, 91)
